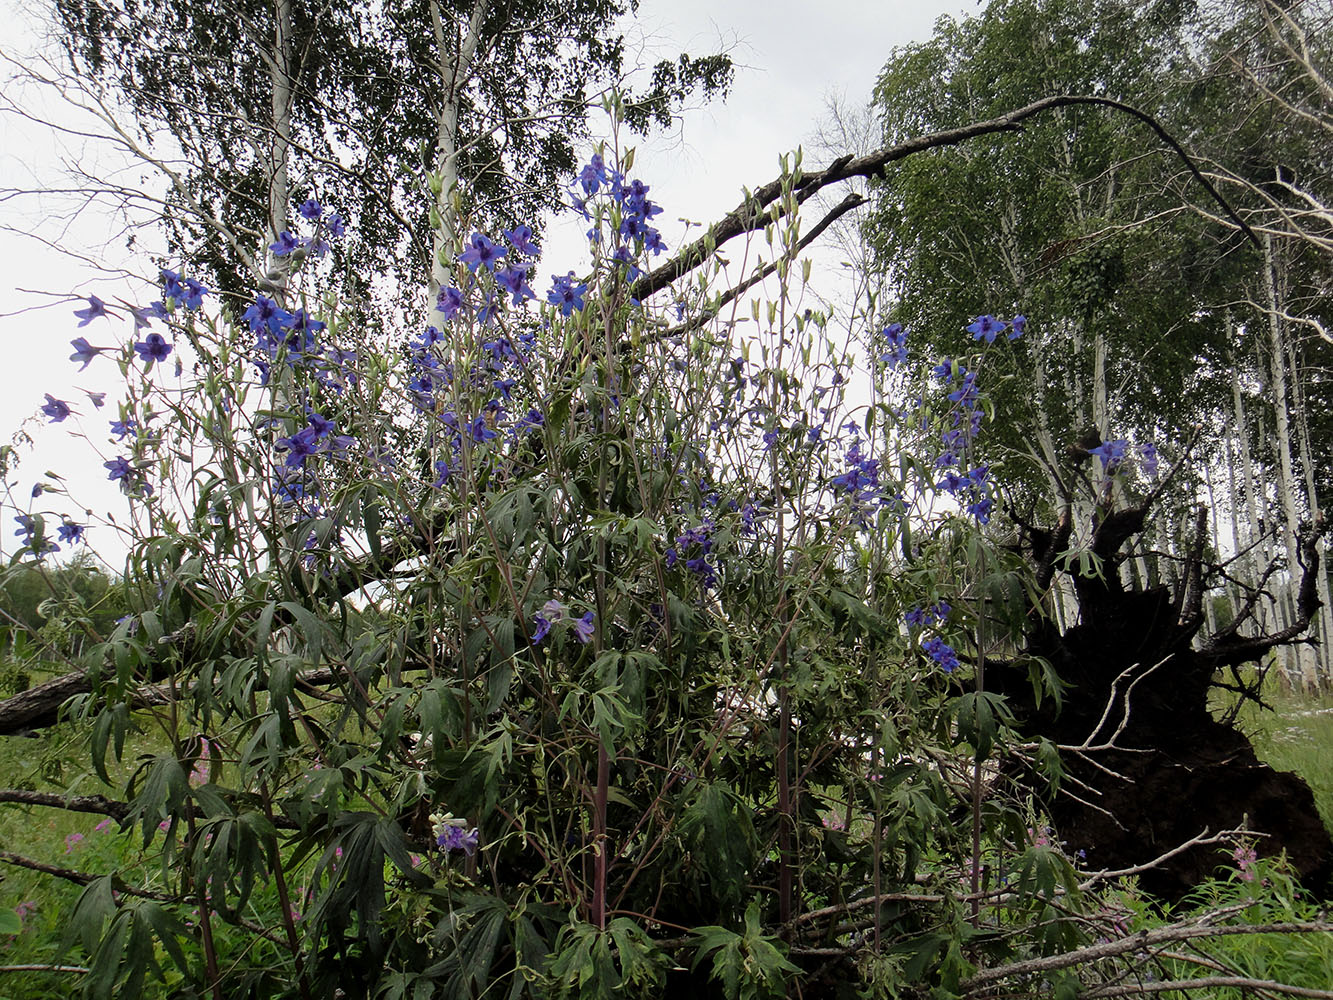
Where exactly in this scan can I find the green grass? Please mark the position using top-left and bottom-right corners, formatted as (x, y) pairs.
(1215, 682), (1333, 836)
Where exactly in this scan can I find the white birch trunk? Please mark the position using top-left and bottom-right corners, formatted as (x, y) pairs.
(1261, 234), (1317, 688)
(428, 0), (492, 328)
(268, 0), (294, 281)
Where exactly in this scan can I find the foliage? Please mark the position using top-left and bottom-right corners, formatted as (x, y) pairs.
(3, 78), (1330, 1000)
(50, 0), (733, 319)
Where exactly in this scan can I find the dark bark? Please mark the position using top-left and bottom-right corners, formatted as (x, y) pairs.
(998, 502), (1332, 899)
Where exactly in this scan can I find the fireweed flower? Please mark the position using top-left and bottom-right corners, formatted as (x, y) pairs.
(41, 394), (72, 423)
(134, 333), (173, 364)
(73, 295), (108, 327)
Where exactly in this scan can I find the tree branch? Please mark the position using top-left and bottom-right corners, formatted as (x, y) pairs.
(629, 94), (1261, 302)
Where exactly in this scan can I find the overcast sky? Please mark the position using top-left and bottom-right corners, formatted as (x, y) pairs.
(0, 0), (974, 564)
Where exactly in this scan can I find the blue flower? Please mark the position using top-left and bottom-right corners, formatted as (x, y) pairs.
(270, 231), (303, 257)
(181, 278), (208, 310)
(573, 611), (595, 644)
(437, 286), (464, 321)
(129, 302), (166, 329)
(505, 225), (540, 256)
(110, 418), (136, 440)
(532, 599), (564, 643)
(435, 821), (479, 856)
(922, 637), (959, 672)
(1009, 315), (1026, 340)
(85, 391), (106, 409)
(531, 612), (553, 643)
(298, 198), (323, 221)
(458, 232), (506, 273)
(496, 265), (536, 305)
(1089, 439), (1129, 470)
(967, 315), (1008, 344)
(41, 394), (72, 423)
(69, 337), (102, 370)
(547, 272), (587, 316)
(13, 514), (36, 543)
(879, 322), (908, 368)
(432, 458), (451, 488)
(133, 333), (173, 364)
(327, 213), (347, 238)
(104, 456), (133, 480)
(160, 269), (185, 300)
(1139, 441), (1159, 476)
(578, 153), (608, 195)
(73, 295), (108, 327)
(276, 427), (320, 467)
(57, 520), (84, 545)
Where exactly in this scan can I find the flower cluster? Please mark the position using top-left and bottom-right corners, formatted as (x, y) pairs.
(573, 152), (667, 259)
(879, 322), (909, 369)
(904, 601), (951, 627)
(830, 436), (884, 521)
(926, 314), (1027, 526)
(665, 521), (718, 589)
(967, 314), (1024, 344)
(1090, 438), (1159, 478)
(431, 813), (479, 857)
(269, 198), (345, 259)
(275, 411), (355, 469)
(531, 599), (595, 645)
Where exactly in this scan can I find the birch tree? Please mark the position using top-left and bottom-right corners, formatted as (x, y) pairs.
(17, 0), (731, 318)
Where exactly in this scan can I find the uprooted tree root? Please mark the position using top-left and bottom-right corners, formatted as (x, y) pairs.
(997, 496), (1331, 899)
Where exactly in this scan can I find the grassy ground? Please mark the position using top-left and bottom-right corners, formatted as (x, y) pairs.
(1217, 682), (1333, 836)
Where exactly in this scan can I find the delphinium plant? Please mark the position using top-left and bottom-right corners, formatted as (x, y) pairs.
(6, 101), (1327, 1000)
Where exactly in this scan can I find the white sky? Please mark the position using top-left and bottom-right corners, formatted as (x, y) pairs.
(0, 0), (973, 565)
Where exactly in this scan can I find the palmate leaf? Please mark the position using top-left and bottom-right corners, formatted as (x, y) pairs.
(678, 782), (757, 912)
